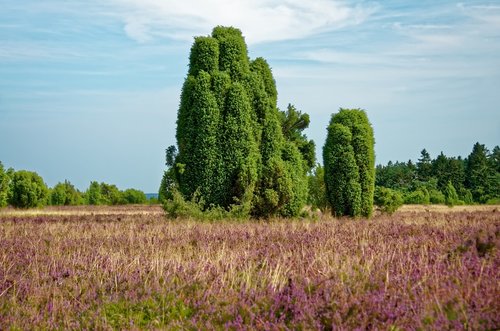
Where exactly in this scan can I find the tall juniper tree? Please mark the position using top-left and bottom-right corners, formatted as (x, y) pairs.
(323, 108), (375, 217)
(171, 26), (309, 217)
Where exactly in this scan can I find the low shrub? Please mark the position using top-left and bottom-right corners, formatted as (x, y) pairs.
(404, 188), (430, 205)
(374, 186), (403, 215)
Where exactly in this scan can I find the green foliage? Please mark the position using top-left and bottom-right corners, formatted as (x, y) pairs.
(99, 183), (122, 205)
(103, 295), (193, 329)
(323, 122), (361, 217)
(0, 162), (10, 208)
(307, 164), (328, 212)
(376, 142), (500, 205)
(279, 141), (308, 217)
(159, 146), (179, 202)
(374, 186), (403, 215)
(9, 170), (49, 208)
(279, 104), (316, 172)
(323, 109), (375, 217)
(459, 188), (474, 204)
(164, 189), (248, 221)
(122, 188), (147, 204)
(159, 170), (174, 202)
(189, 36), (219, 75)
(172, 26), (309, 218)
(51, 180), (82, 206)
(86, 181), (102, 205)
(490, 146), (500, 172)
(465, 143), (497, 203)
(428, 189), (445, 204)
(417, 149), (432, 182)
(432, 152), (465, 192)
(376, 161), (416, 191)
(444, 181), (462, 206)
(485, 197), (500, 205)
(220, 82), (258, 210)
(404, 188), (430, 205)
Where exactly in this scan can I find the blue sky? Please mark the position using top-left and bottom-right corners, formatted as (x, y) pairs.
(1, 0), (499, 193)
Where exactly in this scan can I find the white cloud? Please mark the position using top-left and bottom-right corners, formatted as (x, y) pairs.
(109, 0), (375, 44)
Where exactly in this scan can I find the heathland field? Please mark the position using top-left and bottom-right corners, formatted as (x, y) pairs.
(0, 205), (498, 330)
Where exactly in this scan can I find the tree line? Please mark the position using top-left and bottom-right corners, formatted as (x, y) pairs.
(373, 143), (500, 206)
(0, 163), (150, 209)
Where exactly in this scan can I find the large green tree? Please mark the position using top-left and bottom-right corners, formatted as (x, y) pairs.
(85, 181), (102, 205)
(465, 142), (498, 202)
(172, 26), (308, 217)
(417, 149), (432, 182)
(323, 108), (375, 217)
(51, 180), (82, 206)
(9, 170), (48, 208)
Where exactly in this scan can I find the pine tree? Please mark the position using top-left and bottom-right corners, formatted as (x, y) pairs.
(417, 149), (433, 182)
(465, 143), (492, 202)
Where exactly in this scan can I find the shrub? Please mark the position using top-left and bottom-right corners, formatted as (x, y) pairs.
(429, 189), (445, 204)
(459, 188), (474, 205)
(9, 170), (49, 208)
(374, 186), (403, 215)
(164, 190), (248, 221)
(444, 181), (463, 206)
(404, 188), (430, 205)
(485, 197), (500, 205)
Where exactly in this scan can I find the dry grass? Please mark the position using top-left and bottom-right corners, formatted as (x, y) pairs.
(398, 204), (499, 213)
(0, 205), (498, 329)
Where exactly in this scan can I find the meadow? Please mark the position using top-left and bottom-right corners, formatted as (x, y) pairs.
(0, 205), (498, 330)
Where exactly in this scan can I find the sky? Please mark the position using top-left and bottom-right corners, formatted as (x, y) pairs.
(1, 1), (499, 193)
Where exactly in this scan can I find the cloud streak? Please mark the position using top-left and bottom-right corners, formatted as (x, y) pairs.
(109, 0), (375, 44)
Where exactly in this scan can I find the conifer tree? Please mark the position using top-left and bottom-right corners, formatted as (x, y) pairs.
(171, 26), (309, 217)
(323, 109), (375, 217)
(465, 142), (494, 202)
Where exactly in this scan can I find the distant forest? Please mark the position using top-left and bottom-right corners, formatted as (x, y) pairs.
(0, 163), (153, 209)
(374, 142), (499, 205)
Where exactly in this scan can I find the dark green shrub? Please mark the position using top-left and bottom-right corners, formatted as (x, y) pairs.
(374, 187), (403, 215)
(9, 170), (48, 208)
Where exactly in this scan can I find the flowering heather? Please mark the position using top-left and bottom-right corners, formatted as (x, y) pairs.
(0, 205), (499, 329)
